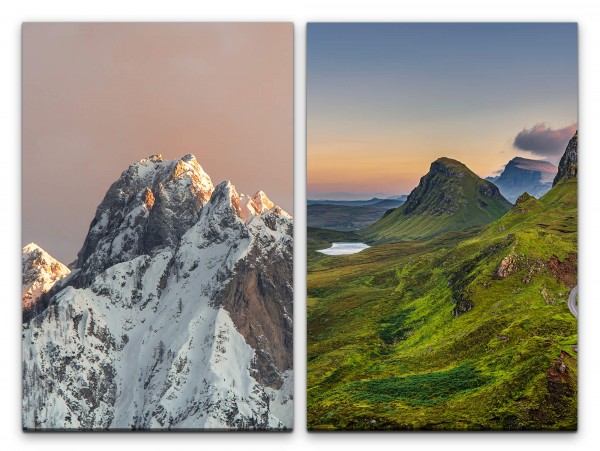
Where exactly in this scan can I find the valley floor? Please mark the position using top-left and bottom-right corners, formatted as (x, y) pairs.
(307, 180), (578, 430)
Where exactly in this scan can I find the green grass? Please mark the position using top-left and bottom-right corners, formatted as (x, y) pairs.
(307, 178), (577, 431)
(349, 364), (491, 406)
(377, 308), (413, 344)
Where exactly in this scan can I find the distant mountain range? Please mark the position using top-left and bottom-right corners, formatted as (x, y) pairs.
(307, 204), (390, 231)
(308, 192), (406, 201)
(307, 196), (407, 208)
(363, 157), (512, 243)
(307, 196), (408, 232)
(486, 157), (557, 203)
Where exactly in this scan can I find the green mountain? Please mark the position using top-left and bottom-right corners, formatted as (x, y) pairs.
(307, 136), (577, 430)
(363, 157), (512, 243)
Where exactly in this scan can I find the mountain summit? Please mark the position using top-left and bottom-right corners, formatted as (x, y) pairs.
(554, 131), (578, 185)
(22, 243), (70, 314)
(70, 154), (215, 289)
(22, 155), (293, 430)
(487, 157), (557, 203)
(363, 157), (512, 242)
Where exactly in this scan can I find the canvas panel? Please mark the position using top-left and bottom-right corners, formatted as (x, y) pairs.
(22, 22), (294, 431)
(306, 22), (578, 431)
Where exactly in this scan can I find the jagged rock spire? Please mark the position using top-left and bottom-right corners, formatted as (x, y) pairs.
(553, 131), (578, 186)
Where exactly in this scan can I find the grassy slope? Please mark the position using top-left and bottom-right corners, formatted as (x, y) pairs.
(363, 159), (512, 243)
(307, 178), (577, 430)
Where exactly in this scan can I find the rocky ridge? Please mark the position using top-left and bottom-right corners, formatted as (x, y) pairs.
(554, 131), (578, 185)
(23, 154), (293, 430)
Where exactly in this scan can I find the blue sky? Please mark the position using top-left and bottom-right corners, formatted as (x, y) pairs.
(307, 23), (578, 198)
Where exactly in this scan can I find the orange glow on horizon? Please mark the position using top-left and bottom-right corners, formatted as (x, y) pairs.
(307, 138), (515, 196)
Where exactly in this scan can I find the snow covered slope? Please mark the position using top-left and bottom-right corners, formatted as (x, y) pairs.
(22, 243), (70, 314)
(22, 154), (293, 431)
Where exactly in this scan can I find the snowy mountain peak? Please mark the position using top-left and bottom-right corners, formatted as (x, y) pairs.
(170, 154), (214, 204)
(141, 154), (164, 163)
(209, 180), (240, 214)
(24, 154), (293, 430)
(129, 153), (214, 196)
(71, 155), (217, 288)
(210, 180), (258, 222)
(23, 242), (43, 254)
(209, 181), (291, 224)
(252, 190), (275, 212)
(22, 243), (70, 313)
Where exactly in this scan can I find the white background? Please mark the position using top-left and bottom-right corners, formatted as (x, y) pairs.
(2, 0), (599, 449)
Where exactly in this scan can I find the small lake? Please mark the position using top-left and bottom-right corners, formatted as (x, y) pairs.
(316, 242), (370, 256)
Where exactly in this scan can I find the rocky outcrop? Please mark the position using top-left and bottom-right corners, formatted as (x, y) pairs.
(553, 131), (578, 185)
(512, 192), (538, 214)
(548, 253), (577, 288)
(497, 253), (517, 279)
(429, 158), (466, 179)
(218, 225), (293, 388)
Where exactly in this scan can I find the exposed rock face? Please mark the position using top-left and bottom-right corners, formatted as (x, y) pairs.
(72, 154), (214, 288)
(403, 159), (461, 216)
(22, 243), (70, 315)
(497, 254), (517, 279)
(218, 220), (293, 388)
(22, 154), (293, 430)
(429, 158), (466, 179)
(548, 253), (578, 289)
(553, 131), (578, 185)
(487, 157), (557, 203)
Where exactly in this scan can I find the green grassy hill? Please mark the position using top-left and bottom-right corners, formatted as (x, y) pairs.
(363, 158), (512, 243)
(307, 140), (578, 430)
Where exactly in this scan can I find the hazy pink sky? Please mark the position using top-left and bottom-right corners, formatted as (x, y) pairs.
(23, 23), (293, 263)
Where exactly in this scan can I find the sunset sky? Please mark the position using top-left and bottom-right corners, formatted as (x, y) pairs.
(23, 23), (293, 263)
(307, 23), (578, 200)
